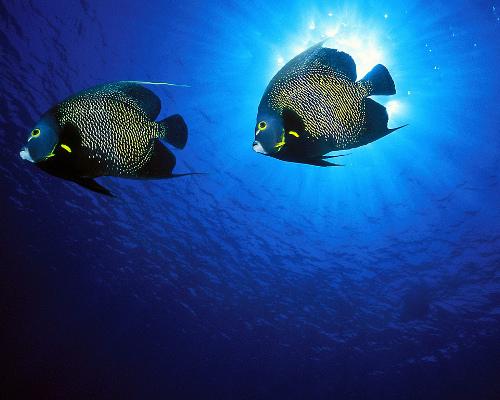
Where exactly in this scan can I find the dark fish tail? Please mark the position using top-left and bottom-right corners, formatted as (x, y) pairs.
(359, 64), (396, 95)
(158, 114), (188, 149)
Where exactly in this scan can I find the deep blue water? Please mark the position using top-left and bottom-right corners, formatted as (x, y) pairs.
(1, 1), (500, 399)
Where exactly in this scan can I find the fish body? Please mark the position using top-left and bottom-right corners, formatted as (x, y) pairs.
(20, 81), (188, 195)
(253, 41), (405, 166)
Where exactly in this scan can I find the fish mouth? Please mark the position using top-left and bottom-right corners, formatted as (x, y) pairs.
(20, 147), (34, 162)
(252, 141), (267, 155)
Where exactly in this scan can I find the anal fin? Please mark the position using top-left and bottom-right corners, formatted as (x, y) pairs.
(72, 177), (114, 197)
(359, 98), (406, 146)
(302, 156), (344, 167)
(276, 154), (345, 167)
(136, 140), (176, 178)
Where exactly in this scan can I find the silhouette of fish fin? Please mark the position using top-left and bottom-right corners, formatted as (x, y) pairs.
(288, 41), (357, 81)
(388, 124), (409, 133)
(158, 114), (188, 149)
(83, 82), (161, 120)
(315, 47), (357, 81)
(292, 156), (344, 167)
(137, 140), (176, 178)
(117, 82), (161, 120)
(124, 80), (190, 88)
(360, 99), (406, 145)
(72, 177), (114, 197)
(170, 172), (207, 178)
(359, 64), (396, 95)
(307, 157), (344, 167)
(115, 81), (190, 119)
(322, 153), (350, 159)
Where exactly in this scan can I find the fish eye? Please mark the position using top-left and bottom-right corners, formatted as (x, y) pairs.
(258, 121), (267, 131)
(31, 128), (41, 137)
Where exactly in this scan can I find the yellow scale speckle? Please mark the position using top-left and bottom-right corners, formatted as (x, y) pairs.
(266, 55), (373, 151)
(56, 84), (160, 177)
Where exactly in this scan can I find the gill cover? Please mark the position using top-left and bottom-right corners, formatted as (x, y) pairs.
(254, 108), (307, 155)
(253, 114), (285, 154)
(24, 114), (60, 163)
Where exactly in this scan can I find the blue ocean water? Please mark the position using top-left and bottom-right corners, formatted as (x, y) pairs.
(1, 0), (499, 398)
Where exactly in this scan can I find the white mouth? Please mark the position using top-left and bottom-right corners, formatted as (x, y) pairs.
(252, 141), (267, 155)
(20, 147), (34, 162)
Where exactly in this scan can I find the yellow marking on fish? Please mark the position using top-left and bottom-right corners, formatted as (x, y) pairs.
(288, 131), (299, 137)
(274, 131), (286, 151)
(265, 64), (367, 150)
(44, 144), (58, 159)
(61, 144), (72, 153)
(56, 84), (164, 176)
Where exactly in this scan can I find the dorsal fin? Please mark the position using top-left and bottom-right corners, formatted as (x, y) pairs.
(312, 47), (357, 81)
(113, 82), (161, 120)
(280, 41), (357, 81)
(72, 82), (162, 120)
(259, 41), (358, 113)
(103, 82), (161, 120)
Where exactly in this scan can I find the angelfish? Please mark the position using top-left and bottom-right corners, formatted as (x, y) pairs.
(20, 81), (192, 196)
(253, 41), (407, 166)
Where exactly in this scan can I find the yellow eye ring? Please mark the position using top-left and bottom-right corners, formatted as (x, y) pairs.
(258, 121), (267, 131)
(31, 128), (40, 137)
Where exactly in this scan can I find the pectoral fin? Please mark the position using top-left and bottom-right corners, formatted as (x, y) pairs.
(72, 177), (114, 197)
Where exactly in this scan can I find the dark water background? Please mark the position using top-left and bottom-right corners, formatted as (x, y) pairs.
(1, 1), (499, 399)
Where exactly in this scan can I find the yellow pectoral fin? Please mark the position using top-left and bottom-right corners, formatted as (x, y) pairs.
(288, 131), (299, 138)
(61, 144), (72, 153)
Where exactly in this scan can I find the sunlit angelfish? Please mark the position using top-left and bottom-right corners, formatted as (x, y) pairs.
(253, 40), (407, 166)
(20, 81), (195, 196)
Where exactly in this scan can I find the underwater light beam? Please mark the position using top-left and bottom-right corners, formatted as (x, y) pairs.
(271, 9), (405, 117)
(274, 9), (390, 79)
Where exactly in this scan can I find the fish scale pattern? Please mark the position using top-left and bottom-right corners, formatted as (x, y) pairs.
(56, 87), (160, 176)
(266, 61), (372, 151)
(266, 48), (373, 152)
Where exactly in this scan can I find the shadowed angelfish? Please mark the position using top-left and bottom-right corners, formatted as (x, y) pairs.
(253, 40), (407, 166)
(20, 81), (198, 196)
